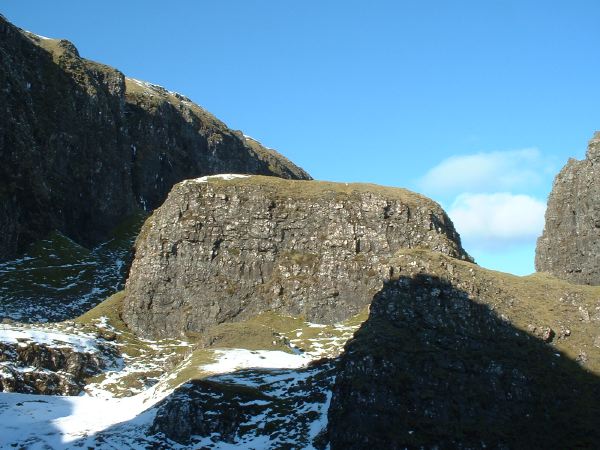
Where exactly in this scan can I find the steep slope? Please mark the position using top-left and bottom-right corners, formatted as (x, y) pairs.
(123, 175), (470, 339)
(0, 15), (309, 260)
(328, 249), (600, 449)
(0, 214), (144, 323)
(536, 132), (600, 285)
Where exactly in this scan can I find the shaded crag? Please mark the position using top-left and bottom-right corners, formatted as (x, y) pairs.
(536, 132), (600, 285)
(328, 251), (600, 449)
(0, 15), (309, 260)
(123, 176), (470, 339)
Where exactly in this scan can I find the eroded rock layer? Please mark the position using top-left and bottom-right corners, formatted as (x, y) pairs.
(123, 175), (470, 339)
(536, 132), (600, 285)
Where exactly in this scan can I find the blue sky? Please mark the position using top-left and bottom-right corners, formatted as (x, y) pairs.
(4, 1), (599, 275)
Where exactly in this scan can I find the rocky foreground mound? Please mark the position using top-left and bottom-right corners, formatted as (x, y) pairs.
(328, 249), (600, 449)
(123, 175), (470, 339)
(0, 15), (309, 259)
(536, 132), (600, 285)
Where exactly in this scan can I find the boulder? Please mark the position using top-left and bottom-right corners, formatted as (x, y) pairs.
(0, 327), (118, 395)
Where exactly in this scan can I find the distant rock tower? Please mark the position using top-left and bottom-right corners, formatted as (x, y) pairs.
(535, 132), (600, 284)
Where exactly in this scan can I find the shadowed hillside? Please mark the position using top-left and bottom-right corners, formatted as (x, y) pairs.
(0, 14), (309, 260)
(328, 267), (600, 449)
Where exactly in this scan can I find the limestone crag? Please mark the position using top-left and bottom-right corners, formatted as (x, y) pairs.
(0, 15), (309, 259)
(536, 132), (600, 285)
(123, 175), (470, 339)
(327, 249), (600, 449)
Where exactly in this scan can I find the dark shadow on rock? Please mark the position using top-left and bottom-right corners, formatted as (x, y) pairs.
(327, 274), (600, 449)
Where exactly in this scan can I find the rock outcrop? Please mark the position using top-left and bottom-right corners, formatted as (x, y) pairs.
(0, 15), (309, 260)
(536, 132), (600, 285)
(0, 326), (118, 395)
(327, 249), (600, 449)
(150, 361), (334, 447)
(122, 175), (470, 339)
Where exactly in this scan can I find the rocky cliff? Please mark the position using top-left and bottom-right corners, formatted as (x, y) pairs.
(328, 249), (600, 449)
(536, 132), (600, 285)
(0, 15), (309, 260)
(123, 175), (470, 339)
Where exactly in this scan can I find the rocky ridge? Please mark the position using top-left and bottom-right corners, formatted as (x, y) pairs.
(1, 171), (600, 447)
(536, 132), (600, 285)
(122, 175), (470, 339)
(0, 14), (309, 260)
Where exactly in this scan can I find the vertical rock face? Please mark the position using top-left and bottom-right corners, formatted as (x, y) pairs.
(122, 176), (470, 339)
(535, 132), (600, 285)
(0, 15), (309, 260)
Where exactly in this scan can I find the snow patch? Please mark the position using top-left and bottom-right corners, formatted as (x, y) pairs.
(24, 30), (51, 40)
(201, 348), (311, 374)
(0, 383), (168, 447)
(186, 173), (250, 184)
(128, 78), (189, 101)
(0, 326), (99, 353)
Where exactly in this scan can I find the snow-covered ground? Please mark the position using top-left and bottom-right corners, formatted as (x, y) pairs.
(0, 348), (333, 449)
(0, 386), (165, 449)
(0, 313), (361, 449)
(0, 326), (99, 353)
(201, 348), (311, 374)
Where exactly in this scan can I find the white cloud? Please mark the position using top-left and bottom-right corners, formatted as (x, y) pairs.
(449, 192), (546, 249)
(419, 148), (550, 196)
